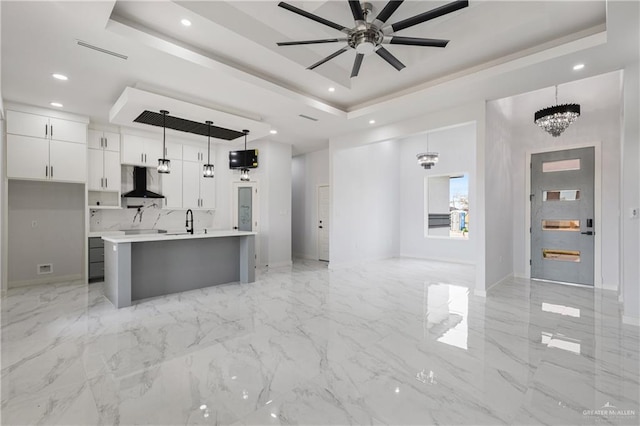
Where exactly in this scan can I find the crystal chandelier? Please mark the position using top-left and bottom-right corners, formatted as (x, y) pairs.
(417, 133), (438, 169)
(534, 86), (580, 137)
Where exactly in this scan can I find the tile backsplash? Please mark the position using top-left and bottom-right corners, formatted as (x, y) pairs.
(90, 199), (214, 232)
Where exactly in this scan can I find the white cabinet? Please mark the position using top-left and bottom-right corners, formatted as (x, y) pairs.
(88, 149), (120, 192)
(88, 130), (121, 192)
(165, 141), (183, 160)
(183, 159), (216, 209)
(88, 130), (120, 152)
(161, 161), (183, 209)
(121, 134), (162, 167)
(183, 145), (207, 163)
(6, 110), (87, 183)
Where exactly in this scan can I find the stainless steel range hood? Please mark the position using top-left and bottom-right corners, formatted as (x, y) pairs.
(122, 167), (164, 199)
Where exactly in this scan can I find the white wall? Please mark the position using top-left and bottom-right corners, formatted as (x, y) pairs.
(508, 72), (622, 290)
(264, 140), (292, 267)
(398, 123), (477, 263)
(621, 61), (640, 322)
(330, 140), (400, 266)
(291, 149), (329, 260)
(8, 181), (84, 286)
(484, 100), (514, 288)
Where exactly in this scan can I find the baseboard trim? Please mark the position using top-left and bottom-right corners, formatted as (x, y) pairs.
(268, 261), (293, 268)
(475, 273), (513, 297)
(623, 315), (640, 327)
(400, 254), (475, 265)
(8, 274), (83, 289)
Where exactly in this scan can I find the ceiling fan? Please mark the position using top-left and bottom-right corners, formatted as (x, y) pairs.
(276, 0), (469, 78)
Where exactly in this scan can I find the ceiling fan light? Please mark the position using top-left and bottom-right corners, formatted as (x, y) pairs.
(417, 152), (439, 169)
(356, 41), (376, 55)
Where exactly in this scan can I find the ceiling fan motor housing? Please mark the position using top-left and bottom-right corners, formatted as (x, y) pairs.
(350, 28), (383, 55)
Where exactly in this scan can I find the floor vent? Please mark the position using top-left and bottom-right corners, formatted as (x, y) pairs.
(299, 114), (319, 122)
(76, 40), (128, 60)
(37, 264), (53, 275)
(134, 110), (245, 140)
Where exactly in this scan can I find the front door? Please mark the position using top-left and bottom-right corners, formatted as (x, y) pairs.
(531, 147), (595, 286)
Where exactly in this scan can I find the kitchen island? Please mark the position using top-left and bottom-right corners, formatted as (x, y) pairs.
(102, 230), (256, 308)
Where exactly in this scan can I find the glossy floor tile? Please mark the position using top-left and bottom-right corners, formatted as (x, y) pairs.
(1, 259), (638, 425)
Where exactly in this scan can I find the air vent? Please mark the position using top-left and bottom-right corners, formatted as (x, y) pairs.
(134, 110), (245, 140)
(299, 114), (319, 122)
(76, 40), (128, 60)
(37, 263), (53, 275)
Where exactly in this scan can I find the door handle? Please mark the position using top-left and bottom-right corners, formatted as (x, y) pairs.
(319, 226), (323, 229)
(233, 226), (238, 230)
(581, 231), (594, 235)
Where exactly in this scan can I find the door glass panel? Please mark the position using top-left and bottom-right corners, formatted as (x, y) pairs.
(542, 249), (581, 262)
(238, 187), (252, 231)
(543, 190), (580, 201)
(542, 220), (580, 231)
(542, 159), (581, 172)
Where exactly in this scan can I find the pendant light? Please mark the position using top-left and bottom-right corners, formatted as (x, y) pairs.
(417, 133), (438, 169)
(203, 121), (215, 178)
(157, 110), (171, 174)
(240, 129), (250, 182)
(534, 85), (580, 137)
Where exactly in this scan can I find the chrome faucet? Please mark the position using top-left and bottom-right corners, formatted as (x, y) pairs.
(185, 209), (194, 234)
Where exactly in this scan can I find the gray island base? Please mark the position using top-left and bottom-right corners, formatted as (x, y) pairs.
(103, 231), (256, 308)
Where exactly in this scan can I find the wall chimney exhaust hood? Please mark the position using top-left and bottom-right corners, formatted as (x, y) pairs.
(122, 167), (164, 199)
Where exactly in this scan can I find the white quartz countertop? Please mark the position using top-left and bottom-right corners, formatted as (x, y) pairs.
(102, 230), (256, 243)
(89, 231), (126, 238)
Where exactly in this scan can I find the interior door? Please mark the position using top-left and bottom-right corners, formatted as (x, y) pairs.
(318, 185), (330, 261)
(237, 187), (253, 231)
(531, 147), (595, 285)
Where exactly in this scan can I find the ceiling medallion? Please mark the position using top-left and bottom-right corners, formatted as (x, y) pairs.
(534, 86), (581, 137)
(277, 0), (469, 78)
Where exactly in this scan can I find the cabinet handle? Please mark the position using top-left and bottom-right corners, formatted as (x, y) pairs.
(45, 165), (48, 177)
(50, 125), (53, 138)
(104, 137), (108, 149)
(51, 166), (53, 177)
(165, 147), (167, 156)
(105, 177), (108, 188)
(45, 124), (48, 137)
(141, 153), (143, 163)
(144, 153), (147, 163)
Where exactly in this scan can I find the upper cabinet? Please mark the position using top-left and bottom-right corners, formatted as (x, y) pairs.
(6, 110), (87, 183)
(121, 134), (163, 167)
(88, 130), (121, 192)
(88, 129), (120, 152)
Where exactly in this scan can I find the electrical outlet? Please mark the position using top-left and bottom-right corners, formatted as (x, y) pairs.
(31, 220), (37, 228)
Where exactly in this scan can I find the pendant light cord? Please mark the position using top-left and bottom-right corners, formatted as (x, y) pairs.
(207, 123), (211, 164)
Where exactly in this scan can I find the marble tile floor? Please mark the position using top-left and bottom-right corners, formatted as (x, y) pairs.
(1, 258), (638, 425)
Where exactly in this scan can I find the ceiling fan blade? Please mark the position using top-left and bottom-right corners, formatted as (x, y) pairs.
(388, 36), (449, 47)
(278, 38), (347, 46)
(307, 47), (349, 70)
(374, 0), (404, 25)
(278, 2), (349, 33)
(348, 0), (365, 21)
(351, 53), (365, 78)
(375, 47), (405, 71)
(390, 0), (468, 33)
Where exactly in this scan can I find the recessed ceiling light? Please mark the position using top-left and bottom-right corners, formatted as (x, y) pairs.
(573, 63), (585, 71)
(270, 129), (278, 134)
(181, 18), (192, 27)
(50, 102), (63, 108)
(328, 87), (335, 92)
(369, 119), (376, 124)
(52, 73), (68, 81)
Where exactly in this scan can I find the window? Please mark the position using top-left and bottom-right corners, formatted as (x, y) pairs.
(426, 173), (469, 238)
